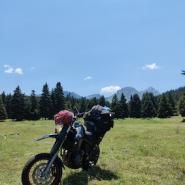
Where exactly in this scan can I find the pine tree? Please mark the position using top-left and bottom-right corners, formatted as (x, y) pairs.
(158, 94), (172, 118)
(65, 95), (75, 110)
(141, 93), (157, 118)
(11, 86), (25, 121)
(30, 90), (38, 112)
(129, 94), (141, 118)
(24, 96), (31, 120)
(51, 89), (56, 115)
(111, 94), (121, 118)
(79, 97), (87, 112)
(30, 90), (40, 120)
(111, 94), (118, 110)
(105, 101), (111, 107)
(5, 94), (12, 118)
(39, 83), (52, 119)
(88, 97), (98, 109)
(129, 95), (133, 115)
(0, 96), (7, 121)
(53, 82), (65, 114)
(179, 93), (185, 117)
(99, 96), (106, 106)
(1, 91), (6, 104)
(70, 96), (77, 111)
(167, 93), (176, 116)
(119, 93), (129, 118)
(148, 93), (158, 112)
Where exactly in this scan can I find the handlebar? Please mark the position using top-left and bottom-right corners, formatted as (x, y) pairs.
(76, 113), (84, 118)
(73, 112), (85, 122)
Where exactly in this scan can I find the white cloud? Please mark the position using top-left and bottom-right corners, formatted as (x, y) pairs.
(101, 85), (121, 94)
(14, 68), (24, 75)
(84, 76), (92, 80)
(3, 65), (24, 75)
(4, 65), (14, 74)
(143, 63), (159, 70)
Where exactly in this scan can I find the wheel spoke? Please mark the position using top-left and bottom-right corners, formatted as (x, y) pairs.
(29, 160), (56, 185)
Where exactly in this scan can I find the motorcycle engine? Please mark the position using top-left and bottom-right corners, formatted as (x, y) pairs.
(62, 150), (84, 169)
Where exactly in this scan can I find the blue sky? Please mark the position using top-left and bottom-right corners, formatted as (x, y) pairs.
(0, 0), (185, 96)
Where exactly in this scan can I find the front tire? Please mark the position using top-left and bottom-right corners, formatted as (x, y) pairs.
(21, 153), (62, 185)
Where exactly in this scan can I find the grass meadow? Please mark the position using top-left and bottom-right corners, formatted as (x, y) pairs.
(1, 117), (185, 185)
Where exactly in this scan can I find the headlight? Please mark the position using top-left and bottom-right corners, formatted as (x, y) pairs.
(55, 124), (63, 133)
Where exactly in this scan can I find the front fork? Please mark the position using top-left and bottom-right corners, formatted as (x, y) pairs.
(42, 125), (71, 176)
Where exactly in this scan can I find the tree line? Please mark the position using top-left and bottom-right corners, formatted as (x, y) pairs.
(111, 92), (176, 119)
(0, 82), (185, 121)
(0, 82), (110, 121)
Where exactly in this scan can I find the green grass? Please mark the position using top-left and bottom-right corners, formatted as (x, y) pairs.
(1, 117), (185, 185)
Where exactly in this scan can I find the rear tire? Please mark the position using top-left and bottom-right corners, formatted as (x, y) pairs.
(82, 145), (100, 170)
(21, 153), (62, 185)
(89, 145), (100, 165)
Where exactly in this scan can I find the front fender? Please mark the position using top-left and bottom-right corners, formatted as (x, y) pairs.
(35, 134), (58, 141)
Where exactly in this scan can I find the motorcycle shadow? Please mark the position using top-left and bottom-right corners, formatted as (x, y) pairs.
(62, 166), (119, 185)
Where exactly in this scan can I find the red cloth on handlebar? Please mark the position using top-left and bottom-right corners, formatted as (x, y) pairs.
(54, 110), (74, 125)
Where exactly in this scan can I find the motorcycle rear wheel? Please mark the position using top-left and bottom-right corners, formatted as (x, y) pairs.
(89, 145), (100, 165)
(21, 153), (62, 185)
(83, 145), (100, 170)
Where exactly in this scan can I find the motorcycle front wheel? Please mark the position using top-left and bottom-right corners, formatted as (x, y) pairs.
(21, 153), (62, 185)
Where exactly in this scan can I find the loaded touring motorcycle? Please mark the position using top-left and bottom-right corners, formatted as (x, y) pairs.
(21, 105), (114, 185)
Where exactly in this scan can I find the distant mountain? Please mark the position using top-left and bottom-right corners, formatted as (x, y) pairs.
(64, 87), (160, 101)
(107, 87), (139, 102)
(64, 91), (81, 99)
(86, 94), (101, 99)
(140, 87), (160, 97)
(107, 87), (160, 102)
(117, 87), (139, 100)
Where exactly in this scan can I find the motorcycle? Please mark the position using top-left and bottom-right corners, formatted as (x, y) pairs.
(21, 105), (114, 185)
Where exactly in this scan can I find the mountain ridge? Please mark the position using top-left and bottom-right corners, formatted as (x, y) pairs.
(64, 87), (160, 101)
